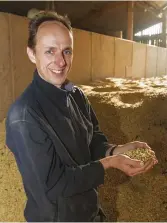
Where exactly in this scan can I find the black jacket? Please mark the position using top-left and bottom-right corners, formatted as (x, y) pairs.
(6, 70), (111, 222)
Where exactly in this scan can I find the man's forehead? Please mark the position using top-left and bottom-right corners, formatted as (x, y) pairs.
(41, 38), (73, 48)
(36, 22), (73, 47)
(36, 20), (72, 36)
(39, 20), (64, 29)
(37, 21), (73, 39)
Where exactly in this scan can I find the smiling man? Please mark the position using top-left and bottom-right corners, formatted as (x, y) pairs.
(5, 11), (158, 222)
(27, 19), (73, 87)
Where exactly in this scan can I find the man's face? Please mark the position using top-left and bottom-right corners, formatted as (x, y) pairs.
(27, 21), (73, 88)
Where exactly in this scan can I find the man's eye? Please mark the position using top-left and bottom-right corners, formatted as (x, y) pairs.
(64, 50), (72, 55)
(46, 50), (54, 54)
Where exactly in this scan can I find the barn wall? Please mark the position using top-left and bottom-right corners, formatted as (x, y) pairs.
(9, 13), (35, 100)
(156, 47), (167, 77)
(91, 32), (115, 80)
(0, 13), (14, 121)
(114, 38), (133, 78)
(0, 12), (167, 121)
(68, 28), (92, 83)
(132, 42), (147, 79)
(145, 45), (158, 78)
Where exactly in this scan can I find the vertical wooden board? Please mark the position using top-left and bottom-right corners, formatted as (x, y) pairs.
(68, 28), (91, 84)
(0, 13), (13, 121)
(145, 45), (157, 78)
(9, 14), (35, 100)
(115, 38), (133, 78)
(91, 32), (115, 80)
(132, 42), (146, 78)
(157, 47), (167, 77)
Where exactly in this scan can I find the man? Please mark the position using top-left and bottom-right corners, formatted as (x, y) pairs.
(6, 11), (158, 222)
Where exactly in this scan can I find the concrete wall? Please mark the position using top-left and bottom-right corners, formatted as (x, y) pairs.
(68, 28), (92, 83)
(9, 14), (35, 99)
(157, 47), (167, 77)
(0, 12), (167, 121)
(0, 13), (35, 121)
(145, 45), (158, 78)
(91, 32), (115, 80)
(115, 38), (133, 78)
(0, 13), (13, 121)
(132, 42), (147, 79)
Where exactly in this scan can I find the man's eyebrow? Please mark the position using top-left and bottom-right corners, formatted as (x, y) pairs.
(64, 47), (73, 50)
(43, 46), (72, 50)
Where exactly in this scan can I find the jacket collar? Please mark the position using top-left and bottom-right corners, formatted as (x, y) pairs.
(33, 69), (75, 103)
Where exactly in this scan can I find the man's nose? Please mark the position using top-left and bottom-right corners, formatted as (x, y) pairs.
(54, 54), (66, 67)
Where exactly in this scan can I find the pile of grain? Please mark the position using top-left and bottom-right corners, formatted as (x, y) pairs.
(0, 119), (26, 221)
(80, 76), (167, 221)
(1, 76), (167, 221)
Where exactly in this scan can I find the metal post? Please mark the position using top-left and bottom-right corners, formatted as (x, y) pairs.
(127, 1), (134, 40)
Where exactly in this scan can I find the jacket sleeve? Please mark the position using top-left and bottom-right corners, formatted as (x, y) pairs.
(89, 104), (117, 160)
(6, 120), (104, 202)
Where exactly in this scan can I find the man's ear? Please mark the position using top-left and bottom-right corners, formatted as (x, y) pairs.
(27, 47), (36, 64)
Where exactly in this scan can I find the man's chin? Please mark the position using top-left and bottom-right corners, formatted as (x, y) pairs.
(52, 78), (66, 88)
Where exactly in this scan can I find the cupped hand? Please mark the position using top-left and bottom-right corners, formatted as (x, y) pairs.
(113, 141), (153, 155)
(110, 154), (157, 177)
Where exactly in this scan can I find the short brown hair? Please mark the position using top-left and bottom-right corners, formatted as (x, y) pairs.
(27, 11), (72, 50)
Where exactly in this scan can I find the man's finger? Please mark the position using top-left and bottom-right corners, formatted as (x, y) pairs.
(142, 159), (155, 172)
(153, 158), (158, 164)
(137, 141), (151, 150)
(130, 159), (155, 176)
(124, 156), (144, 168)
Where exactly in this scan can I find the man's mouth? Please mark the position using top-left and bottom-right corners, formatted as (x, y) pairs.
(50, 69), (64, 74)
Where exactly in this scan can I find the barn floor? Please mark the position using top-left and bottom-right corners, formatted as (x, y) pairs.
(1, 76), (167, 221)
